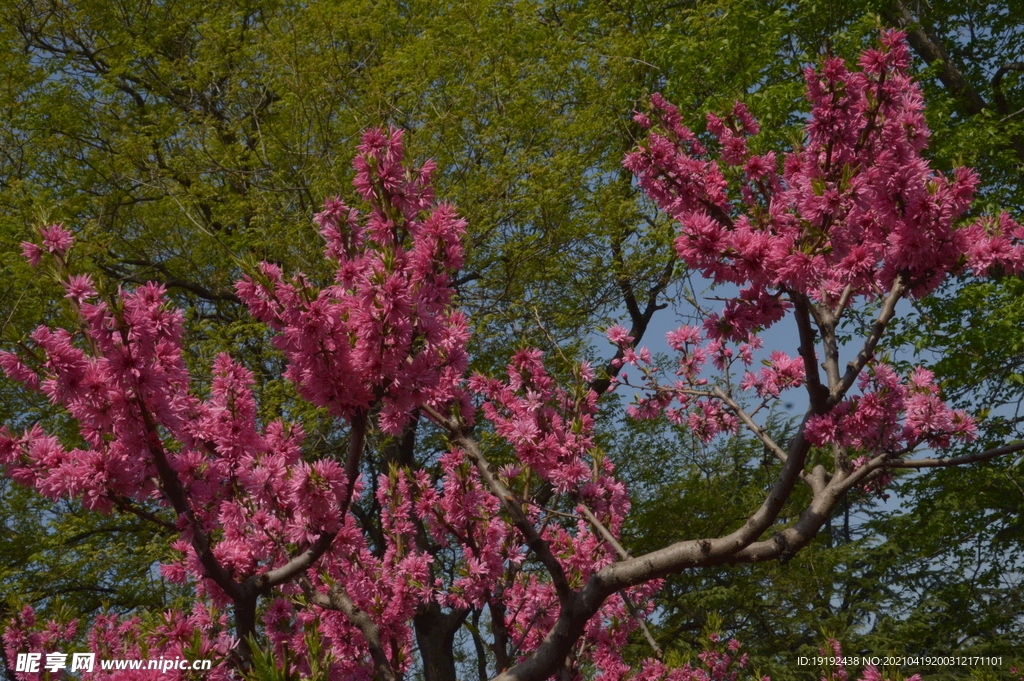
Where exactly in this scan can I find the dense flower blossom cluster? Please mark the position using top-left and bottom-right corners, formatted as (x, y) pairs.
(804, 365), (974, 452)
(616, 30), (1017, 460)
(236, 128), (471, 434)
(627, 33), (1024, 306)
(2, 603), (235, 681)
(2, 34), (1022, 681)
(0, 129), (649, 679)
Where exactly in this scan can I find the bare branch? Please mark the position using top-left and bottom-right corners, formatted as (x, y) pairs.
(712, 386), (821, 491)
(830, 274), (907, 407)
(888, 441), (1024, 468)
(993, 63), (1024, 116)
(104, 259), (242, 304)
(591, 246), (676, 396)
(108, 495), (177, 532)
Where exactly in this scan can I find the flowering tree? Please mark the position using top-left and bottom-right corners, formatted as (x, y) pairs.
(1, 32), (1023, 681)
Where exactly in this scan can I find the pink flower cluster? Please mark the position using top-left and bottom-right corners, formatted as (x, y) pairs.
(2, 128), (662, 679)
(3, 604), (235, 681)
(236, 128), (470, 434)
(741, 351), (805, 399)
(805, 365), (975, 454)
(613, 31), (1018, 463)
(20, 223), (75, 267)
(626, 31), (1023, 309)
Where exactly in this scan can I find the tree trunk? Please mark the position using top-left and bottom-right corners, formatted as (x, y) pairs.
(414, 604), (468, 681)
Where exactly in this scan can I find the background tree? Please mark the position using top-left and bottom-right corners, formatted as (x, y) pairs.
(3, 32), (1024, 681)
(1, 1), (1023, 679)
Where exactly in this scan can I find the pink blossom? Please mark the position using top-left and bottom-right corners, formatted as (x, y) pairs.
(39, 223), (75, 254)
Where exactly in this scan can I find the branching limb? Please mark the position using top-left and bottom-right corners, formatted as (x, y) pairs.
(108, 494), (177, 532)
(796, 291), (842, 393)
(591, 247), (676, 396)
(576, 505), (662, 659)
(460, 434), (572, 602)
(250, 531), (338, 594)
(830, 274), (907, 407)
(137, 404), (242, 600)
(309, 584), (399, 681)
(888, 441), (1024, 468)
(712, 386), (821, 491)
(593, 424), (811, 591)
(250, 415), (365, 594)
(421, 404), (572, 604)
(729, 437), (1024, 567)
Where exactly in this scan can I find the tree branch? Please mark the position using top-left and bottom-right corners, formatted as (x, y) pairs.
(576, 504), (662, 660)
(590, 248), (675, 396)
(829, 273), (906, 407)
(108, 495), (177, 532)
(791, 293), (828, 414)
(136, 404), (242, 601)
(888, 440), (1024, 468)
(99, 259), (242, 304)
(312, 584), (398, 681)
(250, 414), (366, 594)
(453, 430), (572, 603)
(712, 386), (820, 491)
(993, 63), (1024, 116)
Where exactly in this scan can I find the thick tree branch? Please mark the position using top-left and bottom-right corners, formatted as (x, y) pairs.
(137, 404), (242, 601)
(888, 440), (1024, 468)
(249, 531), (337, 594)
(594, 423), (811, 590)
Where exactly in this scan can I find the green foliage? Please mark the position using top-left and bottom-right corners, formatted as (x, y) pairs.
(1, 0), (1023, 678)
(242, 629), (335, 681)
